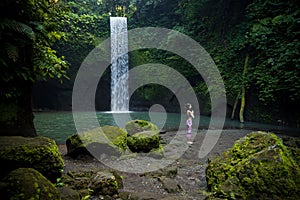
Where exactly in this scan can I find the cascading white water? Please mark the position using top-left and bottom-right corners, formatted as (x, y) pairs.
(110, 17), (129, 112)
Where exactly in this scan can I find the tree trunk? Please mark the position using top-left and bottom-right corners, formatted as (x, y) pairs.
(239, 87), (246, 123)
(239, 54), (249, 123)
(231, 89), (241, 119)
(0, 81), (36, 137)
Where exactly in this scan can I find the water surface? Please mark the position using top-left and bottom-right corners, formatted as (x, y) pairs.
(34, 111), (299, 144)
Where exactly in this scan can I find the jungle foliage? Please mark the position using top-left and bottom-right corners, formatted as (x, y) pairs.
(1, 0), (299, 134)
(0, 0), (68, 97)
(0, 0), (69, 136)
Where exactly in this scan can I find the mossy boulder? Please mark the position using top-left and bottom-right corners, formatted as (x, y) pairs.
(127, 131), (160, 153)
(66, 126), (127, 158)
(125, 119), (158, 136)
(102, 125), (128, 150)
(61, 170), (122, 198)
(206, 131), (300, 200)
(0, 168), (61, 200)
(0, 136), (64, 183)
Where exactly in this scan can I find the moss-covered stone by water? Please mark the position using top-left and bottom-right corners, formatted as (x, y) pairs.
(127, 130), (160, 153)
(125, 119), (158, 135)
(125, 120), (162, 153)
(66, 126), (127, 158)
(0, 136), (64, 183)
(102, 125), (127, 150)
(206, 131), (300, 200)
(0, 168), (60, 200)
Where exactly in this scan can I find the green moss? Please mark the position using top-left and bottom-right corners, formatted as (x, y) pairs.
(125, 120), (158, 135)
(127, 131), (160, 153)
(101, 126), (127, 150)
(206, 131), (300, 200)
(0, 168), (60, 200)
(61, 170), (122, 197)
(0, 136), (64, 183)
(149, 144), (164, 158)
(66, 126), (127, 158)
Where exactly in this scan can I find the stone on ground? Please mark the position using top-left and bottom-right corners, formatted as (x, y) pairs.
(61, 169), (122, 198)
(58, 186), (80, 200)
(125, 119), (158, 136)
(66, 126), (127, 158)
(206, 131), (300, 200)
(0, 168), (60, 200)
(127, 130), (160, 153)
(0, 136), (64, 182)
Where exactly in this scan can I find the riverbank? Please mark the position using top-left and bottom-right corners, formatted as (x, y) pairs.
(58, 129), (260, 199)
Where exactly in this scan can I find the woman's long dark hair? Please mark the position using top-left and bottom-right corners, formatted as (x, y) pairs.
(185, 103), (192, 111)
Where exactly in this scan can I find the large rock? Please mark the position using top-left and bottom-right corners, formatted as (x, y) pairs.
(102, 125), (127, 150)
(206, 131), (300, 200)
(66, 126), (127, 158)
(0, 168), (60, 200)
(127, 131), (160, 153)
(125, 119), (158, 136)
(0, 136), (64, 182)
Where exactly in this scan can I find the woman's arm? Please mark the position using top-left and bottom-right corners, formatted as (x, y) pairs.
(187, 110), (195, 119)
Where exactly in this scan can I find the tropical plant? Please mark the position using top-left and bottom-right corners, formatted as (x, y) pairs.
(0, 0), (68, 136)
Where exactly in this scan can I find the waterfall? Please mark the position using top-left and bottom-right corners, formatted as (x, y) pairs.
(110, 17), (129, 112)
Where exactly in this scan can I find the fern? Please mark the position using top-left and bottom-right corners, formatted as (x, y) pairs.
(29, 21), (48, 42)
(0, 18), (35, 41)
(4, 43), (19, 62)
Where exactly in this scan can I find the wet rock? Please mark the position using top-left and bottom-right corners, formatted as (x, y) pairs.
(62, 169), (122, 198)
(101, 126), (128, 150)
(118, 191), (131, 199)
(160, 196), (184, 200)
(125, 120), (158, 136)
(159, 176), (181, 193)
(0, 136), (64, 182)
(66, 126), (127, 158)
(144, 165), (178, 179)
(127, 191), (157, 200)
(0, 168), (60, 200)
(58, 186), (80, 200)
(148, 144), (164, 158)
(88, 171), (119, 196)
(127, 131), (160, 153)
(206, 131), (300, 200)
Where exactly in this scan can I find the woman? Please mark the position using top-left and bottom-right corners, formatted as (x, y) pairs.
(186, 103), (194, 144)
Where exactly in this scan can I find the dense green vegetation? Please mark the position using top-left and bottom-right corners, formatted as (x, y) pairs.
(0, 0), (68, 136)
(1, 0), (299, 135)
